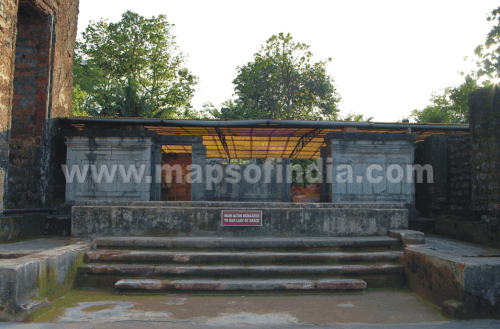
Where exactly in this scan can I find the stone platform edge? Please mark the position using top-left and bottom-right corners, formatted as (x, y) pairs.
(71, 204), (409, 239)
(0, 243), (90, 321)
(402, 243), (500, 319)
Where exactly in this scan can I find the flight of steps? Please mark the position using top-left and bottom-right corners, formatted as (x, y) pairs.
(77, 236), (405, 293)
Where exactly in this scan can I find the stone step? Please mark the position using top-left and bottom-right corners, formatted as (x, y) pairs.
(86, 250), (403, 265)
(114, 278), (368, 292)
(92, 236), (401, 251)
(80, 263), (403, 277)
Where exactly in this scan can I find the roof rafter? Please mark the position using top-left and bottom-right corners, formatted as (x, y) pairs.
(289, 128), (324, 159)
(215, 127), (231, 160)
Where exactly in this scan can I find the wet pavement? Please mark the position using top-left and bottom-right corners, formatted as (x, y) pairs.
(6, 289), (454, 326)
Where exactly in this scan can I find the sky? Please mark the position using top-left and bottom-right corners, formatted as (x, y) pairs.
(77, 0), (499, 122)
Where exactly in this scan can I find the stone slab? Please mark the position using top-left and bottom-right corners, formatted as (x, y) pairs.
(115, 278), (367, 291)
(388, 229), (425, 246)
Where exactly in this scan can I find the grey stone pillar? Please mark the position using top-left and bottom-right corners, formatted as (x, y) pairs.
(281, 158), (291, 202)
(325, 132), (418, 204)
(150, 139), (161, 201)
(65, 131), (160, 203)
(191, 143), (207, 201)
(320, 147), (329, 203)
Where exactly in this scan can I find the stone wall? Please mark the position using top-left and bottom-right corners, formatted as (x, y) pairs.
(71, 201), (408, 239)
(414, 134), (472, 217)
(65, 131), (161, 203)
(467, 85), (500, 246)
(415, 86), (500, 248)
(448, 136), (472, 211)
(325, 133), (417, 204)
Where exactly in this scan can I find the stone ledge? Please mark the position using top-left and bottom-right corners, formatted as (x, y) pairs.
(388, 229), (425, 246)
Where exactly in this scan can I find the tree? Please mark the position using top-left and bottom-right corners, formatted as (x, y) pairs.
(411, 74), (479, 124)
(219, 33), (340, 120)
(73, 11), (198, 118)
(474, 7), (500, 81)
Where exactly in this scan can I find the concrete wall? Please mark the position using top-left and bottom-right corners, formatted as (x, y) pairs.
(325, 133), (417, 204)
(65, 131), (161, 203)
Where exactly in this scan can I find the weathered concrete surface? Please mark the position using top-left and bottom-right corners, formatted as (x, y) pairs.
(402, 236), (500, 319)
(86, 250), (403, 265)
(389, 229), (425, 246)
(72, 203), (408, 238)
(92, 236), (402, 251)
(114, 278), (367, 291)
(0, 243), (89, 321)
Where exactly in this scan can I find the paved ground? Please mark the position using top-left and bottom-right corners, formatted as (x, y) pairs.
(2, 289), (452, 327)
(424, 235), (500, 257)
(2, 320), (500, 328)
(0, 238), (70, 258)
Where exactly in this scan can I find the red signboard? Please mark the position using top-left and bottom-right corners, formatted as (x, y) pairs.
(221, 210), (263, 226)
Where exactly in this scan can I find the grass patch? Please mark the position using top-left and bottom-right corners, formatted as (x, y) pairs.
(81, 304), (114, 313)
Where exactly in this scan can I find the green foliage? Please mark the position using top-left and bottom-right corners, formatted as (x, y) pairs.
(215, 33), (341, 120)
(73, 11), (198, 118)
(71, 84), (89, 117)
(411, 74), (479, 124)
(474, 7), (500, 81)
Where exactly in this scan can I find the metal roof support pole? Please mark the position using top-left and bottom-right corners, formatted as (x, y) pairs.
(215, 127), (231, 160)
(289, 128), (323, 159)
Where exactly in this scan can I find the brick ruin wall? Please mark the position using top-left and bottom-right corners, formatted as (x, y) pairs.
(0, 0), (79, 210)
